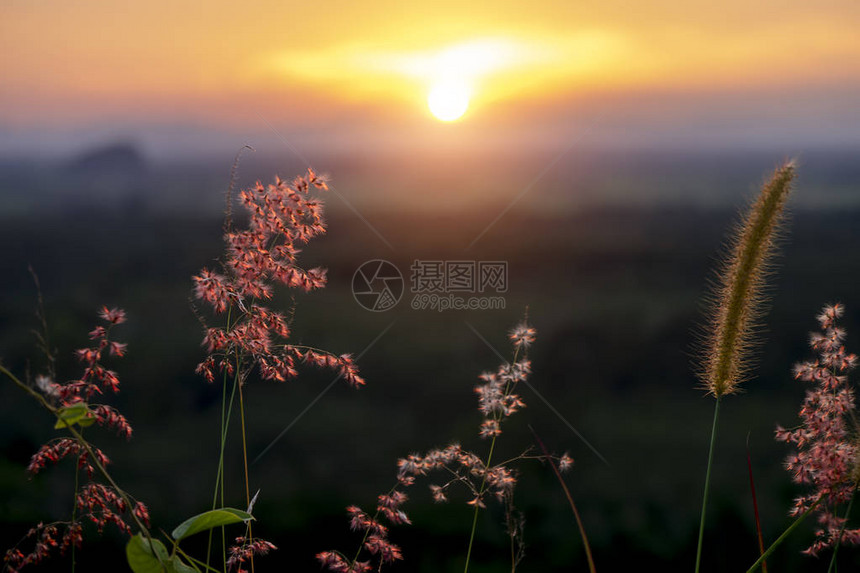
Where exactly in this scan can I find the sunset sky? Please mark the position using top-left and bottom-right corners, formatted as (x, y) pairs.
(1, 0), (859, 157)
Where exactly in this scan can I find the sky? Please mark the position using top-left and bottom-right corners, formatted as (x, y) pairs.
(1, 0), (859, 158)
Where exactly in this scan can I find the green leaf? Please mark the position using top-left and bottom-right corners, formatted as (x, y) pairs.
(54, 403), (93, 429)
(166, 556), (197, 573)
(171, 508), (253, 541)
(126, 534), (169, 573)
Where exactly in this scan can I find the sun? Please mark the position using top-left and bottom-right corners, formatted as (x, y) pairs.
(427, 80), (470, 122)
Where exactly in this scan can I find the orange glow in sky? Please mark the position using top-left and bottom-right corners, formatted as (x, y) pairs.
(0, 0), (858, 131)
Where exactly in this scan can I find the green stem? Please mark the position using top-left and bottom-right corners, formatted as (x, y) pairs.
(206, 307), (235, 570)
(528, 425), (596, 573)
(206, 366), (231, 568)
(173, 542), (222, 573)
(695, 397), (721, 573)
(71, 453), (80, 573)
(238, 378), (255, 573)
(464, 346), (523, 573)
(463, 435), (498, 573)
(827, 492), (857, 573)
(746, 496), (823, 573)
(209, 370), (241, 569)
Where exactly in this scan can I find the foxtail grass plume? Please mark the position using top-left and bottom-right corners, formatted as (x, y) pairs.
(700, 162), (795, 397)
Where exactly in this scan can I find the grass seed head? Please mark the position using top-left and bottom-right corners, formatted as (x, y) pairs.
(699, 161), (795, 397)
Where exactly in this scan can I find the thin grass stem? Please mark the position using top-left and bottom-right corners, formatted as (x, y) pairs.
(746, 496), (822, 572)
(827, 492), (857, 573)
(695, 397), (721, 573)
(463, 344), (523, 573)
(463, 436), (498, 573)
(71, 453), (80, 573)
(746, 434), (767, 573)
(238, 378), (255, 573)
(529, 425), (596, 573)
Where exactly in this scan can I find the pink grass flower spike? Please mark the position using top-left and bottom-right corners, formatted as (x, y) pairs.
(192, 169), (364, 389)
(317, 321), (565, 571)
(776, 304), (860, 556)
(4, 308), (149, 572)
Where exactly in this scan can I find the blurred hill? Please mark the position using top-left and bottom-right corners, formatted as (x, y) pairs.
(65, 142), (148, 176)
(1, 144), (859, 218)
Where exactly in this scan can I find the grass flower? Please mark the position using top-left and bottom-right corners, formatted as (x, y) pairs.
(508, 322), (536, 349)
(318, 321), (570, 572)
(3, 308), (150, 573)
(776, 304), (860, 557)
(193, 168), (363, 571)
(700, 161), (795, 397)
(695, 162), (795, 573)
(193, 169), (363, 387)
(227, 537), (277, 573)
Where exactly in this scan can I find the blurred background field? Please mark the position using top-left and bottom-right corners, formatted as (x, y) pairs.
(1, 143), (860, 571)
(3, 1), (860, 569)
